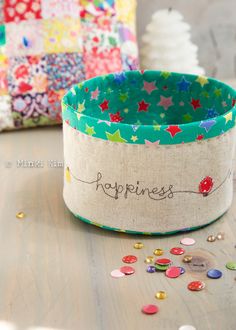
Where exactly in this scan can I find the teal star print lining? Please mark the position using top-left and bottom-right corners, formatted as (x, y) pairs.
(62, 70), (236, 145)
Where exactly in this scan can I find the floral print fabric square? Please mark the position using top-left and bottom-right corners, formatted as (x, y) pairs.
(0, 0), (3, 24)
(41, 0), (80, 19)
(0, 0), (138, 131)
(82, 20), (121, 54)
(6, 20), (43, 57)
(8, 55), (48, 96)
(84, 48), (122, 79)
(43, 18), (82, 53)
(0, 95), (13, 130)
(80, 0), (115, 20)
(4, 0), (42, 23)
(46, 53), (85, 90)
(0, 55), (8, 95)
(12, 92), (59, 129)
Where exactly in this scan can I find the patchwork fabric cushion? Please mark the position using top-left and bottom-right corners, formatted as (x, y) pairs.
(0, 0), (138, 131)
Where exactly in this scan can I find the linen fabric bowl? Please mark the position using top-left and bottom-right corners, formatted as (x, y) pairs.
(62, 70), (236, 234)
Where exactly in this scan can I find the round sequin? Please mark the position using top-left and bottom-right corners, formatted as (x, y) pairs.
(155, 264), (169, 271)
(207, 269), (222, 279)
(166, 266), (181, 278)
(216, 232), (224, 240)
(122, 255), (137, 264)
(16, 211), (25, 219)
(145, 256), (154, 264)
(178, 266), (186, 275)
(207, 235), (216, 242)
(146, 265), (156, 273)
(110, 269), (125, 278)
(134, 242), (144, 249)
(187, 280), (205, 291)
(179, 325), (196, 330)
(170, 247), (185, 255)
(155, 258), (171, 265)
(155, 291), (167, 300)
(226, 261), (236, 270)
(182, 255), (193, 263)
(153, 248), (163, 256)
(141, 304), (159, 315)
(180, 237), (196, 246)
(120, 266), (135, 275)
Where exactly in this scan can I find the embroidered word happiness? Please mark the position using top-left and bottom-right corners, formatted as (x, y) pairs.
(68, 169), (231, 201)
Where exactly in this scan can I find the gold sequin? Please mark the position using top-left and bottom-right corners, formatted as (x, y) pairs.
(207, 235), (216, 242)
(183, 255), (193, 263)
(153, 248), (164, 256)
(155, 291), (167, 300)
(134, 242), (144, 249)
(16, 212), (25, 219)
(216, 232), (224, 240)
(145, 256), (154, 264)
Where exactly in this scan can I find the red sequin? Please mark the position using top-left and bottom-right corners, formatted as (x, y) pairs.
(122, 255), (137, 264)
(170, 247), (185, 255)
(188, 281), (205, 291)
(120, 266), (135, 275)
(142, 304), (159, 315)
(165, 266), (181, 278)
(155, 258), (172, 265)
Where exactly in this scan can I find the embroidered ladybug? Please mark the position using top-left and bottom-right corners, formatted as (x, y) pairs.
(199, 176), (214, 196)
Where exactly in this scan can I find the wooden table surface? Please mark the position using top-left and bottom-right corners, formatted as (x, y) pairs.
(0, 123), (236, 330)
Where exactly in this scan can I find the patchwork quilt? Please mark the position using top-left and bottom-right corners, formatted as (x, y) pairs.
(0, 0), (138, 130)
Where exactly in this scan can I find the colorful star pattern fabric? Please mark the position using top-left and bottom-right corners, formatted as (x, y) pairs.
(158, 96), (173, 110)
(138, 100), (149, 112)
(143, 81), (157, 94)
(62, 70), (236, 145)
(0, 0), (139, 131)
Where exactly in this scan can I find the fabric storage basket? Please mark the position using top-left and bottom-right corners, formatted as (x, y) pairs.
(62, 70), (236, 235)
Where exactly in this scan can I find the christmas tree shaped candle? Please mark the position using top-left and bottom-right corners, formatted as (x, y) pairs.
(141, 9), (205, 75)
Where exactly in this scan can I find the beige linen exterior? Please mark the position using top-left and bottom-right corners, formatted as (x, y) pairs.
(63, 123), (236, 233)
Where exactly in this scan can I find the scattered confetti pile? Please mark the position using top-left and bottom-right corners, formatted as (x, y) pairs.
(110, 234), (236, 320)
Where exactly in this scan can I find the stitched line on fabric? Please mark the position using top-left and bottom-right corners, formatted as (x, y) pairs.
(66, 166), (232, 201)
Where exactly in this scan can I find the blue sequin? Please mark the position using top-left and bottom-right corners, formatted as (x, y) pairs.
(207, 269), (222, 279)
